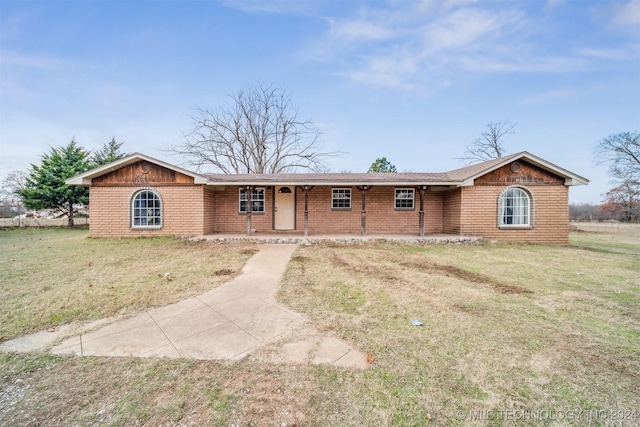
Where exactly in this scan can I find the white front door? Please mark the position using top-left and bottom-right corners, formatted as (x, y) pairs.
(274, 186), (295, 230)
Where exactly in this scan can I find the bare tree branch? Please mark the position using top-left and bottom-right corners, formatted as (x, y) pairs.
(168, 82), (340, 173)
(594, 131), (640, 183)
(458, 120), (515, 164)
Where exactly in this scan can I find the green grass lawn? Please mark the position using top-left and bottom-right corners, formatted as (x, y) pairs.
(0, 227), (256, 340)
(1, 226), (638, 426)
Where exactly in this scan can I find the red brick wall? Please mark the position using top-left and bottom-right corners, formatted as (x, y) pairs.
(211, 186), (274, 233)
(442, 189), (461, 233)
(203, 188), (217, 234)
(88, 185), (207, 237)
(89, 182), (570, 243)
(458, 185), (569, 244)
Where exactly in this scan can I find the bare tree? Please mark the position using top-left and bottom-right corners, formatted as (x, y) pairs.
(594, 131), (640, 182)
(169, 82), (336, 173)
(600, 179), (640, 222)
(1, 170), (27, 224)
(459, 120), (515, 164)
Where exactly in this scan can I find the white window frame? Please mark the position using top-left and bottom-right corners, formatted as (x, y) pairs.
(131, 189), (162, 229)
(332, 188), (351, 209)
(239, 188), (265, 213)
(498, 187), (532, 228)
(395, 188), (415, 210)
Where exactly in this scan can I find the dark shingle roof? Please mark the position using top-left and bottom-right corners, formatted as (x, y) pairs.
(203, 171), (453, 185)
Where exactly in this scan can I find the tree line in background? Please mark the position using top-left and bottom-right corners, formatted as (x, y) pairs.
(0, 138), (127, 226)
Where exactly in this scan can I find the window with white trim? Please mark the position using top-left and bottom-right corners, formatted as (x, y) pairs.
(395, 188), (414, 209)
(239, 188), (265, 213)
(332, 188), (351, 209)
(131, 189), (162, 228)
(499, 187), (530, 227)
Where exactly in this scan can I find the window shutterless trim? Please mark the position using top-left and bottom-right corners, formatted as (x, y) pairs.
(394, 188), (415, 210)
(239, 187), (266, 214)
(131, 188), (162, 229)
(331, 188), (352, 210)
(497, 186), (533, 229)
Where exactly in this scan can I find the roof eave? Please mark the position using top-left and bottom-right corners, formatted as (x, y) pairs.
(205, 181), (458, 187)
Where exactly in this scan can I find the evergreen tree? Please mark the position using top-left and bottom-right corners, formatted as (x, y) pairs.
(92, 138), (127, 166)
(368, 157), (397, 173)
(21, 140), (91, 227)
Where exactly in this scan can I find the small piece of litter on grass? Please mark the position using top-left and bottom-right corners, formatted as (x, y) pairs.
(576, 272), (585, 275)
(410, 319), (423, 326)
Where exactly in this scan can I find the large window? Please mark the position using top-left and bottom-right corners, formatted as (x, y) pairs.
(499, 187), (531, 227)
(332, 188), (351, 209)
(131, 190), (162, 228)
(395, 188), (415, 209)
(239, 188), (265, 213)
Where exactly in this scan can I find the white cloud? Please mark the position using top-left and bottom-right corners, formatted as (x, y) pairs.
(303, 1), (636, 90)
(578, 46), (635, 61)
(0, 51), (92, 70)
(218, 0), (318, 15)
(610, 0), (640, 28)
(329, 18), (394, 42)
(545, 0), (566, 10)
(520, 89), (575, 105)
(423, 8), (516, 51)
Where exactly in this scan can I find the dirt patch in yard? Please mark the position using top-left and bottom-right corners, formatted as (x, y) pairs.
(398, 259), (532, 294)
(214, 269), (235, 276)
(326, 250), (532, 295)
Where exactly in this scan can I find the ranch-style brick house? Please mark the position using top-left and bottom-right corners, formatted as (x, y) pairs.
(66, 151), (588, 244)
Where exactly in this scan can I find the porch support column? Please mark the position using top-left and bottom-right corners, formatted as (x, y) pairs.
(245, 185), (253, 236)
(358, 185), (369, 236)
(298, 185), (314, 237)
(418, 185), (427, 237)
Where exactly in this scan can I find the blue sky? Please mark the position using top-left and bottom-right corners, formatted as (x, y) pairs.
(1, 0), (638, 203)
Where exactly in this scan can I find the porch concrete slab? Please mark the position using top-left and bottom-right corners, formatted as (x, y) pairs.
(173, 321), (259, 360)
(155, 306), (228, 342)
(148, 297), (209, 321)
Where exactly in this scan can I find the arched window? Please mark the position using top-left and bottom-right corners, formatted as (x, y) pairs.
(499, 187), (531, 227)
(131, 189), (162, 228)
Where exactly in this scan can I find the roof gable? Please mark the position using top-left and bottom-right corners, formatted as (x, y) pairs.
(447, 152), (589, 186)
(65, 153), (210, 186)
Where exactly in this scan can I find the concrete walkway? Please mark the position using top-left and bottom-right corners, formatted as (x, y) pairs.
(2, 244), (367, 369)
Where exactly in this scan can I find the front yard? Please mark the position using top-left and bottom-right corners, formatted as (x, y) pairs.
(1, 225), (638, 426)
